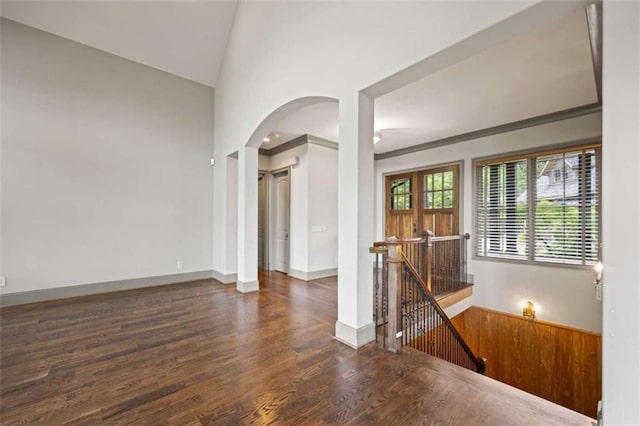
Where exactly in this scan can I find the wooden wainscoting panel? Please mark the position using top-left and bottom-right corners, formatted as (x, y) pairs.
(451, 306), (601, 418)
(571, 328), (602, 417)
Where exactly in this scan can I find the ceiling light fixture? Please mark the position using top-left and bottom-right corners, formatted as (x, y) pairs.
(263, 136), (270, 143)
(373, 134), (381, 144)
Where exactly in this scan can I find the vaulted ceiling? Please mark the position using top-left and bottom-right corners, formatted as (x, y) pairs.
(1, 1), (237, 87)
(262, 9), (598, 154)
(1, 3), (598, 154)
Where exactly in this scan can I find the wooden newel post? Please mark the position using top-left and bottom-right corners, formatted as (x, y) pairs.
(386, 241), (402, 353)
(423, 230), (433, 293)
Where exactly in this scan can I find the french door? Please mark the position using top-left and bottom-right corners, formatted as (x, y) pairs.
(385, 164), (460, 238)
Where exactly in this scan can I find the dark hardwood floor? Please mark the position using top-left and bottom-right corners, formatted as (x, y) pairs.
(1, 271), (592, 425)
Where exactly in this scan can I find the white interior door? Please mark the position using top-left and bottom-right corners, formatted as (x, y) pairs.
(257, 174), (266, 270)
(273, 170), (290, 273)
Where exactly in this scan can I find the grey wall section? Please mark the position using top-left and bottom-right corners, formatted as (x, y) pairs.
(1, 19), (215, 295)
(0, 270), (214, 306)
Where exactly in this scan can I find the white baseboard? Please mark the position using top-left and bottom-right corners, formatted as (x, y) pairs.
(212, 269), (237, 284)
(236, 280), (259, 293)
(334, 321), (375, 349)
(288, 268), (338, 281)
(0, 270), (214, 307)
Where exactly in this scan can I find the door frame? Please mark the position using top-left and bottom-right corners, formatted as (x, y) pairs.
(382, 160), (464, 238)
(258, 170), (268, 271)
(268, 166), (292, 273)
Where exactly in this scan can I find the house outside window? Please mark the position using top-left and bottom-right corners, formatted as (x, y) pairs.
(475, 144), (601, 266)
(390, 177), (412, 211)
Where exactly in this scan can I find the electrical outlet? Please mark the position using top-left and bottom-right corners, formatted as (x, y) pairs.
(176, 261), (183, 270)
(0, 277), (6, 287)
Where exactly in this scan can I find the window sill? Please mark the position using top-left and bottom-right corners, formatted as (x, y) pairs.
(471, 255), (597, 270)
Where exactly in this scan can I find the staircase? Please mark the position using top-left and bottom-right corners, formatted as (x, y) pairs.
(371, 232), (485, 374)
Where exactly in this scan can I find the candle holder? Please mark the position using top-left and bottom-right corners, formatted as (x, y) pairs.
(522, 301), (535, 320)
(594, 262), (603, 302)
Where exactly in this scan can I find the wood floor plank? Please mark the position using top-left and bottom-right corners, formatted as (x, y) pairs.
(1, 271), (592, 425)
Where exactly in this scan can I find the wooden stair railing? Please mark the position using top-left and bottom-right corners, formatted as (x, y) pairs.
(371, 235), (485, 374)
(400, 252), (486, 373)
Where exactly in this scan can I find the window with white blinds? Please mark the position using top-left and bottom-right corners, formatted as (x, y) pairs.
(475, 145), (601, 266)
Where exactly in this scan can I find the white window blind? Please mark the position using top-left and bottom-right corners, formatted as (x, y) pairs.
(476, 145), (600, 266)
(476, 159), (529, 260)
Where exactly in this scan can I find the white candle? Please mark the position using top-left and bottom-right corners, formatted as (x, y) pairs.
(595, 262), (603, 281)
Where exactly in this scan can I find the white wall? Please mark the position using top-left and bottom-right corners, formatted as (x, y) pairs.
(211, 0), (536, 277)
(213, 1), (535, 157)
(307, 142), (338, 273)
(1, 19), (215, 294)
(224, 155), (238, 277)
(602, 1), (640, 423)
(376, 113), (603, 332)
(260, 141), (338, 276)
(258, 154), (270, 171)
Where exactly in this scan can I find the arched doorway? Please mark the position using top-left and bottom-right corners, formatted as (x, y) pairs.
(234, 96), (339, 293)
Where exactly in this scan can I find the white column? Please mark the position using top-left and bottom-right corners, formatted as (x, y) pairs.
(212, 157), (227, 276)
(602, 1), (640, 423)
(335, 91), (375, 348)
(212, 154), (238, 284)
(224, 156), (238, 282)
(237, 146), (259, 293)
